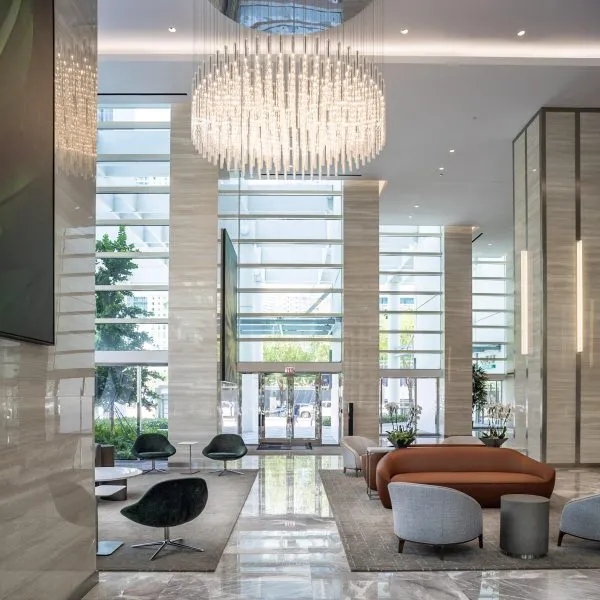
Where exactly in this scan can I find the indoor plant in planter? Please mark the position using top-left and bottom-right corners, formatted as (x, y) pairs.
(386, 403), (422, 449)
(472, 363), (489, 425)
(480, 403), (512, 447)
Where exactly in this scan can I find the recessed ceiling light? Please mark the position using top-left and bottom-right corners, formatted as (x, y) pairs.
(517, 30), (526, 37)
(408, 215), (413, 219)
(532, 168), (537, 172)
(168, 26), (177, 33)
(401, 28), (409, 35)
(438, 167), (445, 171)
(449, 149), (455, 153)
(488, 243), (493, 246)
(414, 204), (420, 208)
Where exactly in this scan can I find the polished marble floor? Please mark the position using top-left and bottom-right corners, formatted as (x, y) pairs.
(84, 455), (600, 600)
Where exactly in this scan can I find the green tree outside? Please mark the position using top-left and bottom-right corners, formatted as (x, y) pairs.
(95, 225), (164, 434)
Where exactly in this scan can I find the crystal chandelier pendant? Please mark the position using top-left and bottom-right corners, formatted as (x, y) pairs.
(192, 1), (386, 179)
(55, 41), (97, 179)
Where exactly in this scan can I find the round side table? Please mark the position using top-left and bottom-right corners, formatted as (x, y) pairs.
(178, 441), (201, 474)
(500, 494), (550, 559)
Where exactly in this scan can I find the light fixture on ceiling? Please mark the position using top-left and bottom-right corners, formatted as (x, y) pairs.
(414, 204), (420, 208)
(192, 1), (386, 178)
(55, 40), (97, 178)
(449, 148), (455, 153)
(408, 215), (413, 219)
(517, 30), (526, 37)
(400, 28), (409, 35)
(438, 166), (445, 171)
(488, 243), (493, 246)
(168, 26), (177, 33)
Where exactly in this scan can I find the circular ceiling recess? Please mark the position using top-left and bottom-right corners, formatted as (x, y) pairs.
(208, 0), (374, 34)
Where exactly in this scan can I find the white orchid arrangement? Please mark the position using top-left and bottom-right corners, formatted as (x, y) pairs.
(483, 403), (512, 439)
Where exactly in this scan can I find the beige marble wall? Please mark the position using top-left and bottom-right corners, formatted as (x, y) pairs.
(0, 0), (98, 598)
(580, 112), (600, 463)
(514, 109), (600, 465)
(544, 112), (577, 464)
(443, 227), (473, 436)
(343, 181), (380, 441)
(168, 103), (219, 467)
(513, 132), (528, 450)
(525, 116), (543, 462)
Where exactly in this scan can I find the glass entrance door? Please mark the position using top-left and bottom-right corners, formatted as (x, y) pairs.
(259, 373), (292, 442)
(248, 371), (341, 445)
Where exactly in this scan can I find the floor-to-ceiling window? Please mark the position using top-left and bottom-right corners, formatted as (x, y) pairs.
(95, 105), (170, 456)
(379, 226), (443, 437)
(472, 254), (514, 429)
(219, 178), (343, 445)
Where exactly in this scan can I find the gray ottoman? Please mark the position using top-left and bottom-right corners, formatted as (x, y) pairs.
(500, 494), (550, 559)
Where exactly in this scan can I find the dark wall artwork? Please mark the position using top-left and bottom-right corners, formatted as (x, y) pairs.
(0, 0), (55, 344)
(221, 228), (238, 384)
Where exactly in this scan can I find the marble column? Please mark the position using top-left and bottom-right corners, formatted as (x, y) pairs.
(514, 108), (600, 465)
(443, 227), (473, 436)
(168, 103), (219, 467)
(0, 0), (98, 598)
(343, 180), (380, 441)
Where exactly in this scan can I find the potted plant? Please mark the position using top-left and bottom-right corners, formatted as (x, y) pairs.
(480, 403), (512, 447)
(386, 403), (422, 449)
(472, 363), (489, 423)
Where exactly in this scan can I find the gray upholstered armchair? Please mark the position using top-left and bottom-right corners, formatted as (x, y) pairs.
(389, 482), (483, 560)
(121, 478), (208, 560)
(341, 436), (377, 476)
(558, 495), (600, 546)
(202, 434), (247, 475)
(132, 433), (177, 473)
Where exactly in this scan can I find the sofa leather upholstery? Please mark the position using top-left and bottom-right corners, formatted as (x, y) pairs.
(361, 444), (484, 492)
(376, 446), (555, 509)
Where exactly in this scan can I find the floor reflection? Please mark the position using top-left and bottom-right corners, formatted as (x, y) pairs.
(85, 456), (600, 600)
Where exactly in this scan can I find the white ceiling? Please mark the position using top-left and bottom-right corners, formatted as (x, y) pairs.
(98, 0), (600, 257)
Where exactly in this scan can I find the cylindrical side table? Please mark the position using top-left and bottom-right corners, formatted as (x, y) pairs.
(500, 494), (550, 559)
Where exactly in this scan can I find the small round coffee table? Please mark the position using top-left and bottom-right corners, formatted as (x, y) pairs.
(95, 466), (143, 501)
(500, 494), (550, 559)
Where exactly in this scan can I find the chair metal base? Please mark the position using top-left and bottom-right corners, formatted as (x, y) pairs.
(211, 459), (244, 476)
(132, 527), (204, 561)
(141, 458), (169, 474)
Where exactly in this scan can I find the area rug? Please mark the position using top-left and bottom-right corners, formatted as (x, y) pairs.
(319, 470), (600, 571)
(98, 469), (257, 572)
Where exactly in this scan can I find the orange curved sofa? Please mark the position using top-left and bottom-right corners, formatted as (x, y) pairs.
(376, 446), (555, 509)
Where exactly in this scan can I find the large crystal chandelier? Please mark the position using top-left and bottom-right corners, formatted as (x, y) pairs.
(55, 41), (97, 179)
(191, 1), (385, 178)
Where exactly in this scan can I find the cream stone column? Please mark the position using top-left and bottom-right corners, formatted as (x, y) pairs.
(513, 108), (600, 465)
(343, 180), (380, 441)
(443, 226), (473, 436)
(169, 103), (219, 466)
(0, 1), (98, 598)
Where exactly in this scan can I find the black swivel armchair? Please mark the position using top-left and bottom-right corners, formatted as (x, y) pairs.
(120, 477), (208, 560)
(132, 433), (176, 474)
(202, 434), (248, 476)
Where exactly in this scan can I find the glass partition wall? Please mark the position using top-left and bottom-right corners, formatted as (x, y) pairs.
(220, 179), (343, 445)
(472, 255), (514, 431)
(379, 226), (444, 439)
(95, 105), (171, 456)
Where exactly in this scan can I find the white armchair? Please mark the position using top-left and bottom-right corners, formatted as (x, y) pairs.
(389, 482), (483, 560)
(341, 436), (376, 476)
(558, 494), (600, 546)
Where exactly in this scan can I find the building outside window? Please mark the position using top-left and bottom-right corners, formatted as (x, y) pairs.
(94, 105), (170, 455)
(379, 226), (443, 437)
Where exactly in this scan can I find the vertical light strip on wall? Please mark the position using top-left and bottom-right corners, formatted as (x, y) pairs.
(521, 249), (529, 355)
(577, 240), (583, 353)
